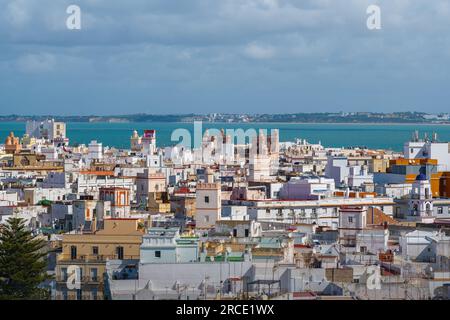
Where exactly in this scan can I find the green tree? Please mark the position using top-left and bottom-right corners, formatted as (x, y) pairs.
(0, 217), (50, 300)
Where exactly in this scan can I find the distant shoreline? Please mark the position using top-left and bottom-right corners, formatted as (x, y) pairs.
(0, 120), (449, 126)
(1, 111), (449, 125)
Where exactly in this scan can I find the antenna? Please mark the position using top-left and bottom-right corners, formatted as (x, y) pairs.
(432, 132), (438, 142)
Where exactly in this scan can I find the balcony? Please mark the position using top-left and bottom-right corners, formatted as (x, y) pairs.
(409, 210), (433, 217)
(56, 275), (102, 284)
(57, 254), (140, 263)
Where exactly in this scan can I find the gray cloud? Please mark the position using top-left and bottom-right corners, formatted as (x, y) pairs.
(1, 0), (450, 115)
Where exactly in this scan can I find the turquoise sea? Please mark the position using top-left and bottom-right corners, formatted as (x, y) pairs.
(1, 122), (450, 151)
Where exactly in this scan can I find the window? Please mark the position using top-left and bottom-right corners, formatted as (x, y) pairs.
(233, 229), (237, 237)
(245, 229), (249, 237)
(91, 288), (98, 300)
(76, 289), (82, 300)
(348, 216), (353, 223)
(61, 268), (68, 281)
(438, 207), (444, 214)
(204, 196), (210, 203)
(116, 246), (124, 260)
(70, 245), (77, 260)
(155, 251), (161, 258)
(90, 268), (98, 282)
(92, 246), (99, 255)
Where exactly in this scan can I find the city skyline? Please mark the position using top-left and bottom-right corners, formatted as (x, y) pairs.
(2, 1), (450, 115)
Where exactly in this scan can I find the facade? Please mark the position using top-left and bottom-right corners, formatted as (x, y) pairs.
(99, 187), (130, 218)
(195, 183), (222, 229)
(140, 227), (199, 263)
(279, 176), (335, 200)
(136, 170), (166, 206)
(408, 173), (434, 223)
(229, 196), (394, 227)
(339, 207), (366, 248)
(4, 132), (21, 154)
(55, 218), (144, 300)
(88, 141), (103, 162)
(26, 119), (67, 144)
(404, 133), (450, 171)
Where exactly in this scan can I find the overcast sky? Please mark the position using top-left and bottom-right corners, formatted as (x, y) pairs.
(1, 0), (450, 115)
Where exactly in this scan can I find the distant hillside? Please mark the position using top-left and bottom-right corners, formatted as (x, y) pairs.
(0, 112), (448, 124)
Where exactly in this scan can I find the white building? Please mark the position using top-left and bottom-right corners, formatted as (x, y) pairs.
(26, 119), (67, 144)
(404, 132), (450, 171)
(40, 146), (59, 161)
(400, 230), (439, 262)
(141, 130), (156, 155)
(325, 156), (349, 186)
(230, 196), (394, 227)
(221, 205), (249, 220)
(195, 183), (221, 229)
(279, 176), (335, 200)
(408, 173), (434, 223)
(75, 174), (134, 197)
(376, 183), (413, 199)
(88, 141), (103, 162)
(348, 166), (373, 189)
(23, 187), (71, 205)
(248, 154), (271, 182)
(0, 190), (19, 206)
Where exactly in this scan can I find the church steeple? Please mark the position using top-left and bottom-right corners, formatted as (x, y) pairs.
(409, 167), (433, 223)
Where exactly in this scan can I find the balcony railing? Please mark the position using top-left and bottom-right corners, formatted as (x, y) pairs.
(410, 210), (433, 217)
(56, 275), (102, 283)
(57, 254), (140, 262)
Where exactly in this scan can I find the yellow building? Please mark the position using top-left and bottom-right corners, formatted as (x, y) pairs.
(148, 191), (171, 214)
(370, 157), (390, 173)
(55, 218), (144, 300)
(4, 152), (64, 173)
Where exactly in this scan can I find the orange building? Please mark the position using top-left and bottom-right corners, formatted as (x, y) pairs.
(387, 158), (443, 197)
(4, 132), (21, 154)
(99, 187), (131, 217)
(438, 172), (450, 198)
